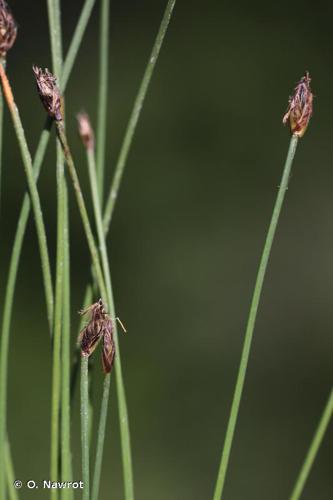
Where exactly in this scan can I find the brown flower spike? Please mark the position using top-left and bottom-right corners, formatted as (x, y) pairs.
(77, 112), (95, 151)
(78, 299), (115, 374)
(32, 66), (62, 121)
(0, 0), (17, 59)
(283, 72), (313, 138)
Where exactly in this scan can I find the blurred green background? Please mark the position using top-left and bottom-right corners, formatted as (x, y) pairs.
(1, 0), (333, 498)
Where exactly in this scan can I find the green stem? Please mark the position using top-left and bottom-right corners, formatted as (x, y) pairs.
(212, 135), (299, 500)
(5, 440), (18, 500)
(50, 147), (64, 494)
(0, 124), (51, 500)
(103, 0), (176, 233)
(61, 0), (96, 91)
(81, 357), (90, 500)
(61, 185), (74, 500)
(56, 121), (107, 303)
(289, 387), (333, 500)
(96, 0), (110, 202)
(92, 375), (111, 500)
(47, 3), (65, 497)
(85, 147), (134, 499)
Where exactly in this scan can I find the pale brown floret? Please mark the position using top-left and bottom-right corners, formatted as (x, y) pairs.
(78, 299), (115, 374)
(77, 112), (95, 151)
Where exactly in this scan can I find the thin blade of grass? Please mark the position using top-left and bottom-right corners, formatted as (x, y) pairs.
(5, 440), (18, 500)
(289, 387), (333, 500)
(81, 357), (90, 500)
(212, 136), (299, 500)
(61, 185), (74, 500)
(85, 147), (134, 500)
(47, 1), (66, 496)
(96, 0), (110, 202)
(103, 0), (177, 234)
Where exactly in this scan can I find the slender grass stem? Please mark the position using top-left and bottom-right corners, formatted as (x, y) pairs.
(92, 375), (111, 500)
(61, 0), (96, 90)
(86, 147), (134, 500)
(47, 1), (67, 496)
(50, 151), (64, 494)
(0, 63), (54, 332)
(81, 357), (90, 500)
(96, 0), (110, 202)
(212, 135), (299, 500)
(61, 185), (74, 500)
(56, 121), (107, 303)
(0, 124), (51, 500)
(103, 0), (176, 234)
(5, 440), (18, 500)
(289, 387), (333, 500)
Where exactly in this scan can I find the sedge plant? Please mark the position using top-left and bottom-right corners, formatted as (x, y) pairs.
(212, 72), (314, 500)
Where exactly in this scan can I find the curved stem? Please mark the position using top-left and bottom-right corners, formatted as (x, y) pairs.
(289, 387), (333, 500)
(103, 0), (177, 233)
(0, 63), (54, 332)
(213, 135), (299, 500)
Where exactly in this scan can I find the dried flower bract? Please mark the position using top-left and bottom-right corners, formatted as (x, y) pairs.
(77, 112), (95, 151)
(0, 1), (17, 59)
(283, 72), (313, 138)
(32, 66), (62, 121)
(78, 298), (115, 374)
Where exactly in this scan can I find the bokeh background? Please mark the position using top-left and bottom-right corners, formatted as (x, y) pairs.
(1, 0), (333, 498)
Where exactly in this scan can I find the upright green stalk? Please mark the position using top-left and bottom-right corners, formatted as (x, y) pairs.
(5, 441), (18, 500)
(96, 0), (110, 201)
(61, 0), (96, 90)
(47, 2), (66, 496)
(61, 186), (73, 500)
(289, 387), (333, 500)
(85, 146), (134, 500)
(103, 0), (177, 233)
(56, 121), (107, 301)
(213, 136), (299, 500)
(92, 375), (111, 500)
(81, 357), (90, 500)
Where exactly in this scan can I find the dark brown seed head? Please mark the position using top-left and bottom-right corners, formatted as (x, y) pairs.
(0, 1), (17, 59)
(32, 65), (62, 121)
(78, 299), (115, 373)
(77, 112), (95, 151)
(101, 319), (115, 374)
(283, 72), (313, 138)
